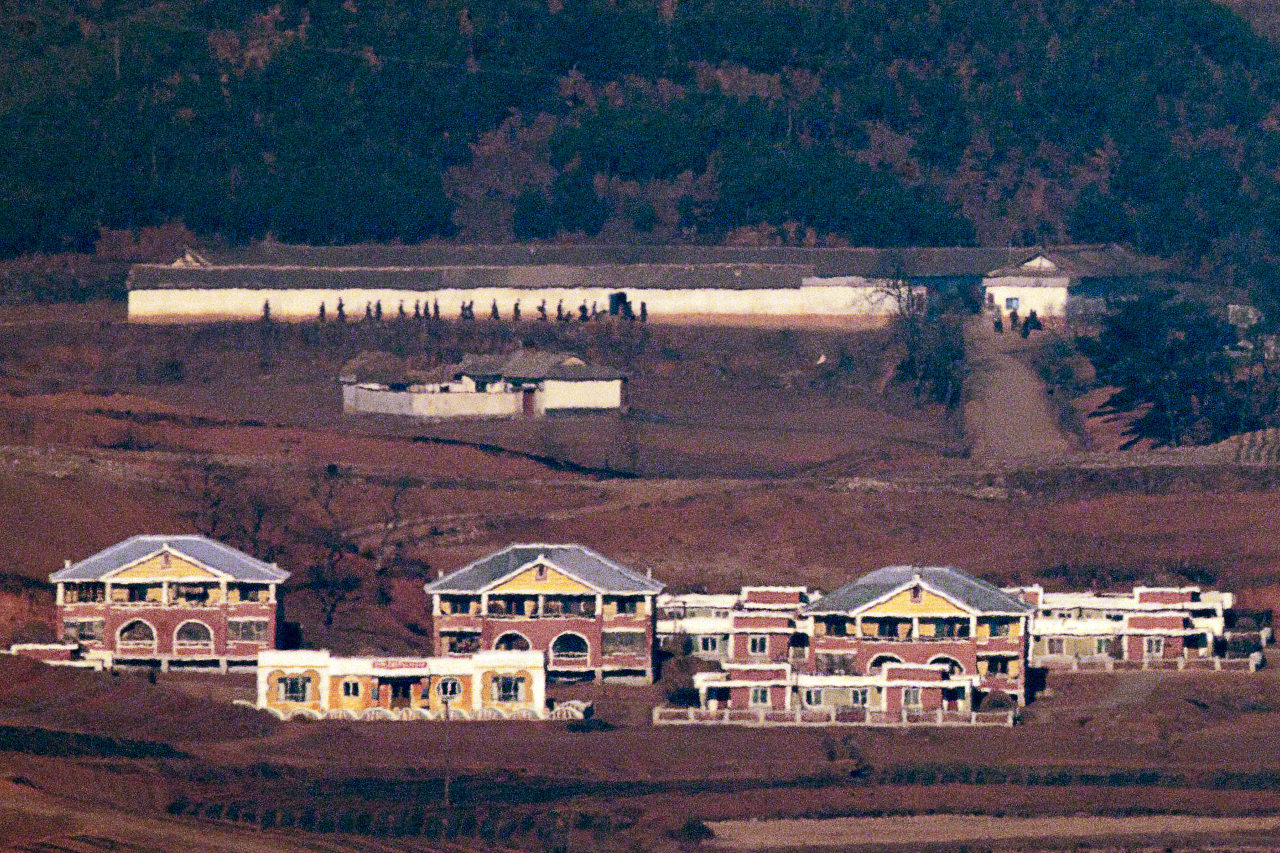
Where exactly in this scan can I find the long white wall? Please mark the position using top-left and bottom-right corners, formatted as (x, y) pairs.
(344, 384), (521, 418)
(128, 280), (911, 321)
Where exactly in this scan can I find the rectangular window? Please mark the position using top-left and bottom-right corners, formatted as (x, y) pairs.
(63, 620), (104, 642)
(876, 620), (900, 638)
(390, 682), (413, 700)
(444, 597), (474, 615)
(985, 657), (1012, 675)
(602, 632), (645, 654)
(342, 681), (360, 697)
(903, 687), (922, 707)
(1145, 637), (1164, 657)
(228, 620), (269, 643)
(749, 687), (770, 706)
(699, 636), (719, 653)
(1005, 297), (1020, 310)
(494, 676), (525, 703)
(614, 598), (639, 615)
(1047, 637), (1065, 655)
(279, 676), (310, 703)
(987, 619), (1012, 637)
(748, 635), (768, 655)
(850, 688), (869, 707)
(1096, 638), (1112, 655)
(803, 688), (823, 706)
(825, 619), (847, 637)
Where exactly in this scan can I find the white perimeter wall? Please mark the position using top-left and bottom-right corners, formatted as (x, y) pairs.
(538, 379), (623, 413)
(983, 276), (1071, 317)
(344, 384), (521, 418)
(129, 279), (914, 321)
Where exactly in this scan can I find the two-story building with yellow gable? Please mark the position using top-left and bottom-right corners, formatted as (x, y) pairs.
(49, 535), (288, 670)
(802, 565), (1032, 705)
(424, 544), (665, 682)
(255, 649), (560, 720)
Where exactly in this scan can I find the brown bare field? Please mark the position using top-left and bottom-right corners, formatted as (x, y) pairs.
(2, 303), (1280, 850)
(706, 813), (1280, 850)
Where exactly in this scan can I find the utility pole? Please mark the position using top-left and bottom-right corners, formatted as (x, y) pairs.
(442, 694), (451, 809)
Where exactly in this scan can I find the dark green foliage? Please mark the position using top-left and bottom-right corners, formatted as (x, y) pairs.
(512, 190), (556, 240)
(3, 0), (1280, 277)
(1068, 185), (1134, 244)
(551, 170), (610, 236)
(1078, 291), (1245, 446)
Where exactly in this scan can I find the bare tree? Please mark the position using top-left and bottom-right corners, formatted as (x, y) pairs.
(294, 465), (369, 628)
(876, 266), (929, 400)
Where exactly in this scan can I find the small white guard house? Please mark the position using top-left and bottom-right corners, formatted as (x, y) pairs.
(340, 350), (625, 419)
(982, 244), (1169, 319)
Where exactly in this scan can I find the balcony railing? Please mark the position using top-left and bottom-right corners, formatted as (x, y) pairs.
(652, 706), (1016, 727)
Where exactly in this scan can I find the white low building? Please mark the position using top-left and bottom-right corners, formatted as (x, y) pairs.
(657, 586), (819, 660)
(982, 244), (1169, 320)
(340, 350), (625, 420)
(1004, 584), (1265, 669)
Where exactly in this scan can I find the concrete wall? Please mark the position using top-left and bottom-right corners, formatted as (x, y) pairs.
(539, 379), (623, 413)
(129, 281), (911, 322)
(344, 384), (522, 419)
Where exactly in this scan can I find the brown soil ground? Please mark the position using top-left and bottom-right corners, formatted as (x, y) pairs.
(707, 814), (1280, 850)
(2, 303), (1280, 851)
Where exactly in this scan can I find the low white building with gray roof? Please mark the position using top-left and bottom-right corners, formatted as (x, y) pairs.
(340, 349), (625, 420)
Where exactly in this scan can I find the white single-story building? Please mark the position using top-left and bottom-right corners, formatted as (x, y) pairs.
(982, 244), (1169, 319)
(340, 349), (625, 419)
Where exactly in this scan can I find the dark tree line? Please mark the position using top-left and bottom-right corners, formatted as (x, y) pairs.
(5, 0), (1280, 299)
(1079, 291), (1280, 447)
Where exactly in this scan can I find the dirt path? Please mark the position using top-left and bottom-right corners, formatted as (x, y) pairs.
(707, 813), (1280, 850)
(963, 317), (1072, 465)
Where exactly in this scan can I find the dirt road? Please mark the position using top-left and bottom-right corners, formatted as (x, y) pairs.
(707, 813), (1280, 850)
(964, 316), (1073, 465)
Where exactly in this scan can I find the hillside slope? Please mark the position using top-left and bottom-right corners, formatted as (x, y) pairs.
(3, 0), (1280, 300)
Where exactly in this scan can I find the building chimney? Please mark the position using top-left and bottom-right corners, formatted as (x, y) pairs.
(64, 559), (71, 569)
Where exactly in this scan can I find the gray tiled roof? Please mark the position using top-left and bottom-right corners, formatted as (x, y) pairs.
(49, 535), (289, 583)
(984, 244), (1172, 279)
(126, 243), (1077, 293)
(803, 565), (1031, 616)
(457, 351), (623, 381)
(424, 544), (664, 594)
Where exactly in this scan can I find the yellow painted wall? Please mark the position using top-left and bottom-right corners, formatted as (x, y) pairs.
(263, 668), (325, 713)
(602, 596), (647, 618)
(862, 588), (967, 617)
(481, 669), (537, 707)
(976, 617), (1022, 638)
(424, 674), (476, 713)
(491, 564), (593, 594)
(112, 553), (219, 581)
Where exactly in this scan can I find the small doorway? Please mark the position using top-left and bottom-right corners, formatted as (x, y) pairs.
(608, 292), (629, 316)
(383, 678), (417, 709)
(522, 387), (537, 417)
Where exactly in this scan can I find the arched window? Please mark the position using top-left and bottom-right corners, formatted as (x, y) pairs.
(494, 632), (531, 651)
(175, 621), (213, 643)
(928, 655), (964, 675)
(119, 620), (155, 643)
(551, 632), (589, 659)
(867, 654), (902, 673)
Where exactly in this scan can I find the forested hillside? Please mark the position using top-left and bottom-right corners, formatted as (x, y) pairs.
(4, 0), (1280, 297)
